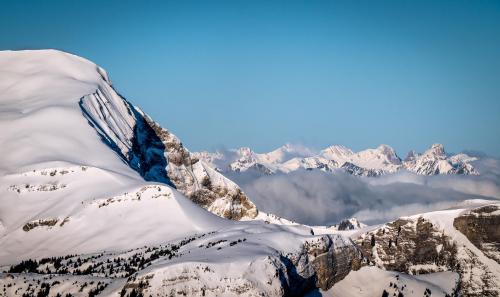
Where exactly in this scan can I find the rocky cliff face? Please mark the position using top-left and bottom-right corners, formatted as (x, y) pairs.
(356, 217), (458, 273)
(453, 205), (500, 264)
(131, 113), (258, 220)
(341, 162), (385, 177)
(288, 235), (363, 292)
(355, 208), (500, 297)
(80, 85), (258, 220)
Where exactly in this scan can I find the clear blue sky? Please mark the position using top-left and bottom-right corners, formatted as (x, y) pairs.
(1, 0), (499, 156)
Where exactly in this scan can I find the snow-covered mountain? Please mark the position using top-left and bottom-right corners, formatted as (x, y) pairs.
(0, 50), (361, 296)
(195, 143), (479, 177)
(1, 49), (496, 297)
(403, 143), (478, 175)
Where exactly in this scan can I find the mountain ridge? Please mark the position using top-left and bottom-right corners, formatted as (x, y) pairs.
(194, 142), (479, 177)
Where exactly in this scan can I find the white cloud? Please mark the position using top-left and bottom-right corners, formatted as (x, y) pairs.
(231, 157), (500, 225)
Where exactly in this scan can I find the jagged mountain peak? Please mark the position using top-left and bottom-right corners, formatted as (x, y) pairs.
(321, 144), (354, 157)
(236, 146), (254, 156)
(376, 144), (397, 155)
(334, 218), (367, 231)
(403, 143), (478, 175)
(425, 143), (447, 157)
(358, 144), (401, 163)
(404, 150), (419, 162)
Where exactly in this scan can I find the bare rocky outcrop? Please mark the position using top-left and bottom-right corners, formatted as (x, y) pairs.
(355, 213), (500, 296)
(80, 86), (258, 220)
(283, 235), (362, 294)
(356, 217), (458, 273)
(131, 115), (258, 220)
(341, 162), (385, 177)
(23, 218), (59, 232)
(334, 218), (366, 231)
(454, 205), (500, 263)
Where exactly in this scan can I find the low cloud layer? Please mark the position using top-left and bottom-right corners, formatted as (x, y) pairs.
(229, 158), (500, 226)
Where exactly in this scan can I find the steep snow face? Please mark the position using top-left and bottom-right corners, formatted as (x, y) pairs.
(196, 143), (478, 177)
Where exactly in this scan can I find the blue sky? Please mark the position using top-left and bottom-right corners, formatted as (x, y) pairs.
(1, 0), (499, 156)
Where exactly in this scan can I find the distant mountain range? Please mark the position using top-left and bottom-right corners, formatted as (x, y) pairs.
(194, 143), (479, 177)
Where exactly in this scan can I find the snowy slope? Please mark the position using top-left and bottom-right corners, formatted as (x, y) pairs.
(0, 50), (361, 296)
(314, 266), (459, 297)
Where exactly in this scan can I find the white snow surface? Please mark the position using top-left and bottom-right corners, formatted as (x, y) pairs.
(313, 266), (458, 297)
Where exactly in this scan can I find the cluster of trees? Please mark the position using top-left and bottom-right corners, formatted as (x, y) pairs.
(120, 288), (144, 297)
(9, 259), (39, 273)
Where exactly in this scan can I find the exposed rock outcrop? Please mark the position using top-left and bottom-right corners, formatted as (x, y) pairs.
(133, 114), (258, 220)
(334, 218), (366, 231)
(454, 205), (500, 263)
(356, 217), (458, 273)
(341, 162), (385, 177)
(355, 212), (500, 297)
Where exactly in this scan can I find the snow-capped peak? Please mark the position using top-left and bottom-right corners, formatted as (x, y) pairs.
(333, 218), (367, 231)
(258, 143), (316, 164)
(403, 143), (478, 175)
(424, 143), (447, 158)
(404, 150), (419, 162)
(321, 145), (354, 160)
(375, 144), (400, 162)
(236, 146), (254, 157)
